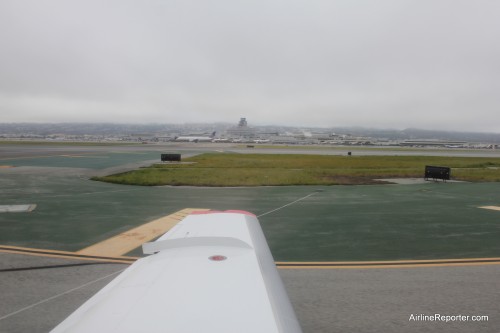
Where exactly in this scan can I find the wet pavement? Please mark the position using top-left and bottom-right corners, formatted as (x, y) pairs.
(1, 143), (499, 332)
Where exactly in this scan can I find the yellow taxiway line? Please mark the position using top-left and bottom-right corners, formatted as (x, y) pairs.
(2, 245), (500, 269)
(0, 245), (138, 264)
(276, 257), (500, 269)
(76, 208), (209, 257)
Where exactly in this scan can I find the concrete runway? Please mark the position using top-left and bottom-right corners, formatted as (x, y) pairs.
(1, 142), (499, 332)
(2, 142), (500, 160)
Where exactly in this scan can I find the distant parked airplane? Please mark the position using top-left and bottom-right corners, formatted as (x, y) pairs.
(174, 131), (216, 142)
(50, 210), (302, 333)
(212, 138), (231, 143)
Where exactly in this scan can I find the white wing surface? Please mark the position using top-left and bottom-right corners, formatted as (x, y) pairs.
(50, 210), (302, 333)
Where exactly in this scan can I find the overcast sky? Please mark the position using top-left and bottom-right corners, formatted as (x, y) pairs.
(1, 0), (499, 132)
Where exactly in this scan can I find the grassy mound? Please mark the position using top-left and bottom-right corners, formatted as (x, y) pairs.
(92, 153), (500, 186)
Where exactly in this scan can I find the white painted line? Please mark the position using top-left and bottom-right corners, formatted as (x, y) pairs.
(479, 206), (500, 211)
(0, 204), (37, 213)
(258, 191), (319, 218)
(0, 269), (124, 322)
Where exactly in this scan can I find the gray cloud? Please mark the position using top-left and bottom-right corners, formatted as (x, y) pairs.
(1, 0), (499, 132)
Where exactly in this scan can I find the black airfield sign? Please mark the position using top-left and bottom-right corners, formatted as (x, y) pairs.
(161, 154), (181, 162)
(425, 165), (451, 181)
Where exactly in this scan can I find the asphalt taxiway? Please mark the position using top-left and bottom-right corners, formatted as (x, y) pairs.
(1, 253), (498, 333)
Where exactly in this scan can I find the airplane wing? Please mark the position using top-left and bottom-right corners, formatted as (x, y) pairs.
(50, 210), (302, 333)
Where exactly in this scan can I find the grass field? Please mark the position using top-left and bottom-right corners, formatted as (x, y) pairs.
(92, 153), (500, 186)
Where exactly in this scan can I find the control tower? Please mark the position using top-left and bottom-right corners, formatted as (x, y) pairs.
(227, 117), (256, 138)
(238, 118), (248, 127)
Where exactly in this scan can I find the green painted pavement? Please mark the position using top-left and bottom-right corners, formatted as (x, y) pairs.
(1, 146), (499, 261)
(1, 169), (499, 261)
(0, 151), (163, 169)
